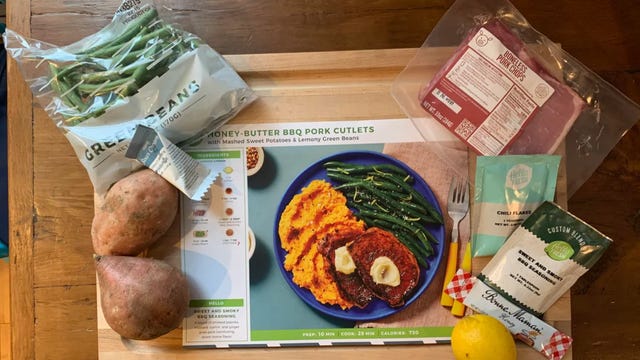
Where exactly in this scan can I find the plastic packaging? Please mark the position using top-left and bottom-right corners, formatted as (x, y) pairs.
(4, 0), (256, 194)
(446, 201), (611, 359)
(478, 201), (612, 316)
(391, 0), (640, 196)
(125, 125), (217, 200)
(457, 277), (573, 360)
(472, 155), (560, 257)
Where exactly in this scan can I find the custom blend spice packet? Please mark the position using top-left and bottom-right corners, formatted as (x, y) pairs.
(472, 155), (561, 257)
(446, 201), (612, 359)
(478, 201), (612, 316)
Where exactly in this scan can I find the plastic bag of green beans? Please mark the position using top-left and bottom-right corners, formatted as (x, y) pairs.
(4, 0), (257, 194)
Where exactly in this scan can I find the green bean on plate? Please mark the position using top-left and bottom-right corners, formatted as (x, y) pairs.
(323, 160), (443, 269)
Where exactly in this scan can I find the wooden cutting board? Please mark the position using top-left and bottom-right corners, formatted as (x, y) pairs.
(96, 48), (571, 359)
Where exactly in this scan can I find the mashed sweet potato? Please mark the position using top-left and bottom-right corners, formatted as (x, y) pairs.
(278, 179), (365, 309)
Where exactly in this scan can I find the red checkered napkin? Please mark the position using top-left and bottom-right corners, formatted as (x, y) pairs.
(444, 269), (476, 302)
(542, 331), (573, 360)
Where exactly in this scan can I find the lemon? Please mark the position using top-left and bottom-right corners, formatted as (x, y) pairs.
(451, 314), (517, 360)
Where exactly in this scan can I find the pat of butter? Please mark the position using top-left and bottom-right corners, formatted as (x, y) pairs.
(370, 256), (400, 287)
(334, 246), (356, 275)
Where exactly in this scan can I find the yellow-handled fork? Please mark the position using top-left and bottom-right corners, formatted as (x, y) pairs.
(441, 176), (469, 307)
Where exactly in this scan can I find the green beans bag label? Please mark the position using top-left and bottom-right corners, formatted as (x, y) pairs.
(477, 201), (612, 316)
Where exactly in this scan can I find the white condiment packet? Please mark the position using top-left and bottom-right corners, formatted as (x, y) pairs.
(126, 125), (217, 200)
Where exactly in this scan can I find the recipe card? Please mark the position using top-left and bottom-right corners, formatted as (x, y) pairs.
(180, 118), (469, 348)
(181, 150), (251, 345)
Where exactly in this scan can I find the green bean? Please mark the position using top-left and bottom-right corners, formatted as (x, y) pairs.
(391, 235), (430, 268)
(351, 199), (436, 265)
(346, 188), (437, 225)
(327, 170), (403, 192)
(338, 180), (440, 224)
(57, 61), (106, 80)
(327, 163), (441, 223)
(79, 8), (160, 56)
(373, 172), (443, 224)
(84, 43), (123, 59)
(46, 10), (199, 125)
(358, 215), (431, 268)
(335, 180), (398, 207)
(79, 69), (123, 83)
(358, 209), (427, 243)
(324, 161), (411, 179)
(395, 228), (434, 255)
(347, 197), (395, 219)
(109, 27), (155, 65)
(377, 207), (437, 246)
(78, 77), (135, 96)
(327, 171), (392, 191)
(380, 217), (437, 254)
(373, 188), (441, 223)
(392, 228), (433, 258)
(393, 201), (437, 223)
(49, 64), (87, 112)
(118, 60), (150, 96)
(327, 160), (443, 267)
(115, 41), (161, 67)
(127, 26), (174, 53)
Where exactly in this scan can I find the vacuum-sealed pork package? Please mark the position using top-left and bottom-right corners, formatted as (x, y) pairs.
(419, 19), (585, 156)
(392, 0), (640, 196)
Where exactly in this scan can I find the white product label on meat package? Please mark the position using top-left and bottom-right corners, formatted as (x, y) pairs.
(436, 27), (555, 155)
(465, 28), (554, 107)
(446, 49), (513, 112)
(432, 88), (462, 114)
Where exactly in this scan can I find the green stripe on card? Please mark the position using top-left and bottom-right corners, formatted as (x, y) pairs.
(250, 327), (452, 341)
(189, 298), (244, 307)
(188, 150), (241, 160)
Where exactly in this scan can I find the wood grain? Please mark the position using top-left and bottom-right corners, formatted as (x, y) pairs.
(0, 261), (8, 325)
(27, 0), (640, 72)
(32, 108), (95, 288)
(7, 0), (34, 359)
(0, 324), (10, 360)
(6, 1), (640, 360)
(34, 285), (98, 359)
(0, 260), (9, 360)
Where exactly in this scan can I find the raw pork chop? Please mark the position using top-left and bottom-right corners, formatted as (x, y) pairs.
(420, 18), (584, 155)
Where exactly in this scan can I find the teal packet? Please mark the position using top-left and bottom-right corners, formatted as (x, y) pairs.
(472, 155), (561, 257)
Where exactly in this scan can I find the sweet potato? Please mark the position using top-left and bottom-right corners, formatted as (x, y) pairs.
(92, 169), (178, 256)
(95, 255), (190, 340)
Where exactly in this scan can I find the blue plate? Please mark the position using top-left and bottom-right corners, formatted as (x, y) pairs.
(274, 151), (445, 321)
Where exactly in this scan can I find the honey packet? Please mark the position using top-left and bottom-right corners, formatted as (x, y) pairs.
(472, 155), (560, 257)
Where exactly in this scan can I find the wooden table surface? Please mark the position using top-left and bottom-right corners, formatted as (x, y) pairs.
(6, 1), (640, 359)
